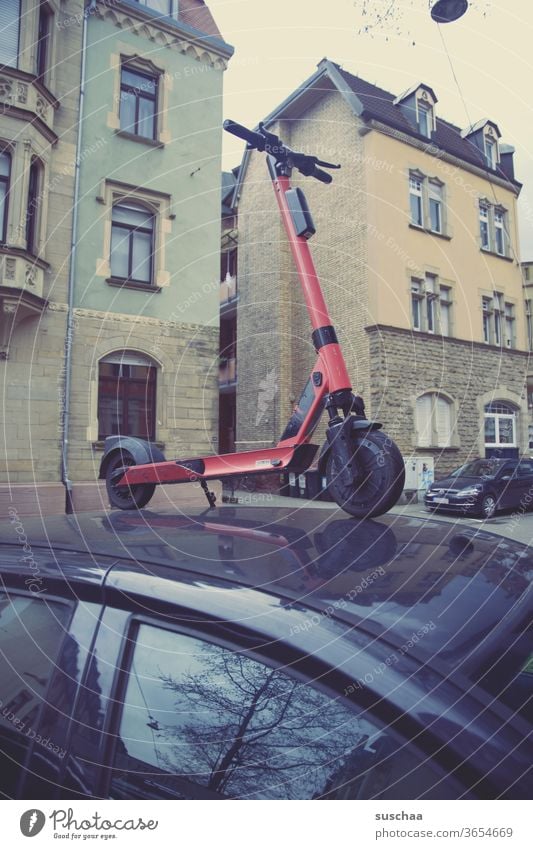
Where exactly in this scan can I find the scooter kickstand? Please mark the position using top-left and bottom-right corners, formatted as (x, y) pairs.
(200, 479), (217, 509)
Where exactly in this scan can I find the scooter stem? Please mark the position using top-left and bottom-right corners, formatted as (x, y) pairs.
(272, 173), (352, 394)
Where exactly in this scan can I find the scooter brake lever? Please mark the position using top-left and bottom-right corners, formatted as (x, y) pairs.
(315, 158), (341, 169)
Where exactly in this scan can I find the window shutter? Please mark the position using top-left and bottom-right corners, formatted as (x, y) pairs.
(416, 396), (432, 447)
(0, 0), (20, 68)
(436, 397), (452, 447)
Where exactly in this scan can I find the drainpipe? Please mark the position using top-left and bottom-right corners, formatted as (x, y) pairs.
(61, 0), (97, 513)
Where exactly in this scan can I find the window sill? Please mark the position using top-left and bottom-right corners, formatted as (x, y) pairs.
(115, 129), (164, 148)
(480, 248), (514, 262)
(106, 277), (161, 293)
(409, 223), (451, 240)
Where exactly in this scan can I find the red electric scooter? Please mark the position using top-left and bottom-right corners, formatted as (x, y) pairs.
(100, 120), (405, 517)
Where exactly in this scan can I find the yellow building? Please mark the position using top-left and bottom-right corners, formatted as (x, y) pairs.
(233, 60), (530, 476)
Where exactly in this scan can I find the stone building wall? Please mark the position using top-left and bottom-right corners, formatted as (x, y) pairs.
(367, 324), (530, 477)
(68, 309), (220, 482)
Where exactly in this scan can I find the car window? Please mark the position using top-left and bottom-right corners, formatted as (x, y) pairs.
(517, 461), (533, 477)
(108, 624), (467, 800)
(0, 593), (73, 798)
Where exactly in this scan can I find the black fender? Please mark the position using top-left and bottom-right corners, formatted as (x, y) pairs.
(317, 418), (383, 475)
(98, 436), (166, 479)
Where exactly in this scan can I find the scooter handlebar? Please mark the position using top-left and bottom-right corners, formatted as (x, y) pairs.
(223, 119), (265, 150)
(312, 167), (333, 184)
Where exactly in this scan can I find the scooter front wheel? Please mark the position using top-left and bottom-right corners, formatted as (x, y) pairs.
(105, 452), (156, 510)
(326, 430), (405, 518)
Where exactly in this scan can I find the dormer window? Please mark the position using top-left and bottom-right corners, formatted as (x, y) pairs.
(484, 131), (499, 169)
(461, 119), (501, 170)
(417, 101), (433, 138)
(394, 83), (437, 139)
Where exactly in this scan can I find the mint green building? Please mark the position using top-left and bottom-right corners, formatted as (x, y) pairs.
(68, 0), (233, 505)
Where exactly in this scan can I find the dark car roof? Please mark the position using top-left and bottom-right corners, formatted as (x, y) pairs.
(1, 506), (531, 686)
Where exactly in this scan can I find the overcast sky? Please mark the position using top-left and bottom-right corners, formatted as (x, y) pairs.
(211, 0), (533, 259)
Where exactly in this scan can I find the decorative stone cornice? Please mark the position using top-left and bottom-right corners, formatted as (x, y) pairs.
(71, 306), (219, 334)
(94, 3), (229, 70)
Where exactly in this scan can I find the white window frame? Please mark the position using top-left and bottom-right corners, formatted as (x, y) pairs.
(484, 402), (517, 448)
(409, 173), (423, 227)
(479, 202), (490, 250)
(411, 275), (452, 336)
(409, 171), (447, 235)
(428, 180), (443, 234)
(417, 100), (433, 138)
(479, 200), (509, 257)
(504, 302), (515, 348)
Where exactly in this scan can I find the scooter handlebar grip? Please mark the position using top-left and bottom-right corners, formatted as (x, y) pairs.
(313, 166), (333, 184)
(223, 120), (264, 149)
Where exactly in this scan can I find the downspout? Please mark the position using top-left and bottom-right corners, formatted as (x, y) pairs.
(61, 0), (97, 513)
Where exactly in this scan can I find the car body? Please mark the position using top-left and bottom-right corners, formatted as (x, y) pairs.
(0, 505), (531, 800)
(424, 457), (533, 519)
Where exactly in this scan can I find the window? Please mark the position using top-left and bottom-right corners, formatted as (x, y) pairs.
(504, 302), (515, 348)
(485, 137), (497, 169)
(425, 273), (436, 333)
(479, 203), (490, 249)
(0, 593), (72, 799)
(526, 300), (533, 351)
(494, 209), (505, 255)
(409, 173), (423, 226)
(111, 201), (154, 284)
(417, 101), (432, 137)
(98, 351), (157, 440)
(36, 2), (52, 80)
(120, 66), (158, 140)
(108, 624), (464, 800)
(428, 181), (443, 233)
(411, 279), (422, 330)
(411, 275), (452, 336)
(479, 201), (509, 256)
(0, 0), (20, 68)
(0, 150), (11, 244)
(25, 159), (41, 255)
(439, 285), (452, 336)
(409, 172), (446, 233)
(416, 393), (453, 448)
(482, 292), (508, 346)
(484, 402), (517, 448)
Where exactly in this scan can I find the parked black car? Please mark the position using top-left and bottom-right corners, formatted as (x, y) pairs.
(424, 457), (533, 519)
(0, 505), (531, 800)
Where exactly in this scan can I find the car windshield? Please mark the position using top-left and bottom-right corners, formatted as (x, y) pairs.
(449, 459), (506, 478)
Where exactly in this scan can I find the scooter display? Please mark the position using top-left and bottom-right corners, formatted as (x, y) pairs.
(100, 120), (405, 517)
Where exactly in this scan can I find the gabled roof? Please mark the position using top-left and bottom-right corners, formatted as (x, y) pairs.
(231, 59), (520, 206)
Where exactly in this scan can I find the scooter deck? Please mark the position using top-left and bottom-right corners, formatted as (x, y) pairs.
(117, 444), (318, 487)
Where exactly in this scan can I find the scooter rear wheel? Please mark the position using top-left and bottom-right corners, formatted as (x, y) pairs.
(105, 452), (156, 510)
(326, 430), (405, 518)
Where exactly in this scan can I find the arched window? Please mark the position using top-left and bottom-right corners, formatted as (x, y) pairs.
(484, 402), (517, 448)
(416, 393), (453, 448)
(98, 352), (157, 440)
(110, 201), (154, 284)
